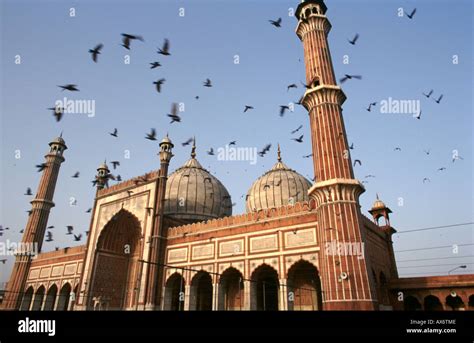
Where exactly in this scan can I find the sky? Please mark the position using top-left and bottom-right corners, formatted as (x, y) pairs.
(0, 0), (473, 284)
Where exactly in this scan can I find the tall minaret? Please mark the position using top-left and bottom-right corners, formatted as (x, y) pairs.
(295, 1), (377, 310)
(3, 136), (67, 310)
(144, 135), (174, 310)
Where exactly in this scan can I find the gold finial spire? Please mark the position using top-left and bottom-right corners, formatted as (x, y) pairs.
(376, 193), (379, 200)
(191, 137), (196, 159)
(277, 143), (282, 162)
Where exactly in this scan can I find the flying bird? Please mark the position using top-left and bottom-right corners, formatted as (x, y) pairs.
(301, 81), (311, 89)
(45, 231), (53, 242)
(303, 154), (313, 158)
(423, 149), (430, 155)
(291, 125), (303, 134)
(25, 187), (32, 196)
(349, 143), (354, 150)
(150, 61), (161, 69)
(86, 208), (92, 213)
(88, 43), (103, 62)
(348, 33), (359, 45)
(340, 74), (362, 83)
(203, 78), (213, 87)
(452, 155), (464, 163)
(58, 84), (79, 92)
(423, 177), (430, 183)
(269, 18), (282, 27)
(279, 105), (290, 117)
(366, 102), (377, 112)
(111, 161), (120, 169)
(353, 159), (362, 166)
(109, 128), (118, 137)
(145, 128), (157, 141)
(121, 33), (144, 50)
(258, 144), (271, 157)
(423, 89), (434, 98)
(71, 172), (80, 178)
(157, 38), (170, 55)
(73, 234), (82, 241)
(66, 226), (74, 235)
(394, 147), (401, 151)
(243, 105), (254, 113)
(182, 138), (193, 146)
(437, 167), (446, 171)
(167, 103), (181, 123)
(287, 83), (297, 91)
(292, 135), (304, 143)
(207, 148), (215, 156)
(228, 141), (237, 146)
(414, 110), (422, 120)
(153, 78), (166, 93)
(48, 106), (64, 122)
(406, 8), (417, 19)
(36, 163), (47, 172)
(433, 94), (443, 104)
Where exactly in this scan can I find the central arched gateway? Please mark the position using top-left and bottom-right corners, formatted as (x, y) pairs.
(89, 209), (141, 310)
(250, 264), (279, 311)
(287, 260), (322, 311)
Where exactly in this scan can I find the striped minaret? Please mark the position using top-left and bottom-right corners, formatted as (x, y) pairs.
(3, 136), (67, 310)
(295, 0), (378, 310)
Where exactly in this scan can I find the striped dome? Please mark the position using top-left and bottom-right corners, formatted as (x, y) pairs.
(246, 146), (312, 212)
(164, 143), (232, 222)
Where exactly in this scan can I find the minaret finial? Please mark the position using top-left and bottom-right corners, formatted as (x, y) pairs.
(59, 131), (63, 138)
(191, 137), (196, 159)
(277, 143), (282, 162)
(376, 193), (379, 200)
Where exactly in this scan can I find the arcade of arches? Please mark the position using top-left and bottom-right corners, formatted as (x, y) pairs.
(19, 283), (77, 311)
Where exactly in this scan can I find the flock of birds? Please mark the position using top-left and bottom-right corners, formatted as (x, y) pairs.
(1, 6), (466, 255)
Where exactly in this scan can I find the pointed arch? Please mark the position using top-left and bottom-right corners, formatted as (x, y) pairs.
(189, 271), (213, 311)
(250, 264), (279, 311)
(56, 283), (72, 311)
(424, 295), (443, 311)
(43, 284), (58, 310)
(163, 272), (185, 311)
(31, 285), (45, 311)
(20, 286), (34, 311)
(89, 209), (142, 310)
(218, 267), (244, 310)
(286, 259), (322, 311)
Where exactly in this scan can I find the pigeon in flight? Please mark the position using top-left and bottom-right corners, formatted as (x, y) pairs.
(88, 43), (103, 62)
(203, 79), (213, 87)
(45, 231), (53, 242)
(71, 172), (80, 178)
(348, 33), (359, 45)
(406, 8), (417, 19)
(269, 18), (282, 27)
(280, 105), (290, 117)
(366, 102), (377, 112)
(287, 84), (297, 91)
(243, 105), (254, 113)
(433, 94), (443, 104)
(207, 148), (215, 156)
(48, 106), (64, 122)
(25, 187), (32, 196)
(423, 89), (434, 98)
(150, 62), (161, 69)
(153, 78), (166, 93)
(111, 161), (120, 169)
(340, 74), (362, 83)
(353, 159), (362, 166)
(167, 103), (181, 123)
(58, 84), (79, 92)
(121, 33), (144, 50)
(145, 128), (157, 141)
(258, 144), (271, 157)
(157, 38), (170, 56)
(109, 128), (118, 137)
(66, 226), (74, 235)
(182, 138), (193, 147)
(36, 163), (47, 172)
(292, 135), (304, 143)
(291, 125), (303, 134)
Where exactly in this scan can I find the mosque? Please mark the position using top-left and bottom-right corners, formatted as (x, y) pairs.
(2, 0), (473, 311)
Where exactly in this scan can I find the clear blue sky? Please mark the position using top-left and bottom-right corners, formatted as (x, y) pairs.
(1, 0), (473, 284)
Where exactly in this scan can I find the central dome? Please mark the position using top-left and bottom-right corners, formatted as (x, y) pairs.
(164, 141), (232, 222)
(246, 145), (312, 212)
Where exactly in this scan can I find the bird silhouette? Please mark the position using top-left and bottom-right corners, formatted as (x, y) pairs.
(269, 18), (282, 27)
(280, 105), (290, 117)
(292, 135), (304, 143)
(353, 159), (362, 166)
(414, 110), (422, 120)
(366, 102), (377, 112)
(71, 172), (80, 178)
(229, 141), (237, 146)
(109, 128), (118, 137)
(25, 187), (32, 196)
(243, 105), (254, 113)
(36, 163), (47, 172)
(394, 147), (402, 151)
(203, 78), (213, 87)
(423, 89), (434, 98)
(58, 84), (79, 92)
(88, 43), (103, 62)
(287, 83), (297, 91)
(423, 177), (430, 183)
(45, 231), (53, 242)
(145, 128), (157, 141)
(433, 94), (443, 104)
(111, 161), (120, 169)
(437, 167), (446, 171)
(291, 125), (303, 134)
(258, 144), (271, 157)
(48, 106), (64, 122)
(348, 33), (359, 45)
(167, 103), (181, 123)
(121, 33), (144, 50)
(406, 8), (417, 19)
(157, 38), (170, 55)
(182, 138), (193, 146)
(340, 74), (362, 83)
(153, 78), (166, 93)
(207, 148), (215, 155)
(86, 208), (92, 213)
(303, 154), (313, 158)
(66, 226), (74, 235)
(73, 234), (82, 241)
(349, 143), (354, 150)
(150, 61), (161, 69)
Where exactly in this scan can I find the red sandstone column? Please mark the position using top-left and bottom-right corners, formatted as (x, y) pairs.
(3, 136), (67, 310)
(295, 0), (377, 310)
(144, 135), (173, 310)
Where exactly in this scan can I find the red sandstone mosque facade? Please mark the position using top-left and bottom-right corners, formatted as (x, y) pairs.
(2, 0), (473, 311)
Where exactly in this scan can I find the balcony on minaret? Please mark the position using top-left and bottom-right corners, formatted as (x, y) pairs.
(48, 135), (67, 157)
(368, 195), (393, 228)
(295, 0), (328, 21)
